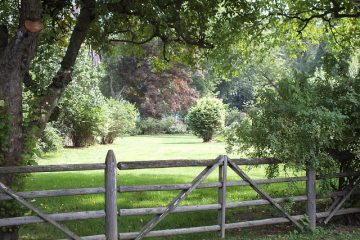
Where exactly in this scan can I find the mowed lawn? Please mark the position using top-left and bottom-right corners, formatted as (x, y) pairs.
(19, 135), (359, 239)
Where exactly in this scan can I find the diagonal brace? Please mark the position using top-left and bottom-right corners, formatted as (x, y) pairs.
(135, 156), (225, 240)
(227, 159), (303, 230)
(320, 179), (357, 223)
(324, 177), (359, 224)
(0, 182), (82, 240)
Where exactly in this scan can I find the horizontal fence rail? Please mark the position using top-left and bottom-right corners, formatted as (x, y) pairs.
(118, 158), (281, 170)
(118, 208), (360, 239)
(0, 163), (105, 174)
(1, 190), (359, 227)
(63, 208), (360, 240)
(0, 152), (359, 240)
(0, 187), (105, 201)
(118, 171), (360, 193)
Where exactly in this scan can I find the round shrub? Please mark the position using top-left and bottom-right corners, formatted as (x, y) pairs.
(100, 99), (138, 144)
(186, 97), (226, 142)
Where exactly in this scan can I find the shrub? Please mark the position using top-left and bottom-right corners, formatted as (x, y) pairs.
(100, 99), (138, 144)
(138, 116), (188, 135)
(59, 90), (107, 147)
(57, 50), (107, 147)
(186, 97), (226, 142)
(167, 119), (188, 134)
(70, 105), (106, 147)
(225, 75), (358, 179)
(38, 124), (64, 153)
(161, 116), (187, 134)
(138, 117), (163, 135)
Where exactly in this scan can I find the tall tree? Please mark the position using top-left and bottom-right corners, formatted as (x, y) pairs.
(0, 0), (360, 238)
(0, 1), (261, 238)
(102, 49), (198, 118)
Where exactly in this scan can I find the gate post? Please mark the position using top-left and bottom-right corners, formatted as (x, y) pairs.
(218, 155), (227, 239)
(105, 150), (118, 240)
(306, 168), (316, 231)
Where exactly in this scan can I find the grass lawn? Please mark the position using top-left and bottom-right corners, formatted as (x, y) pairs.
(18, 135), (358, 239)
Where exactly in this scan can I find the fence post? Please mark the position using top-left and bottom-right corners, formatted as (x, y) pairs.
(105, 150), (118, 240)
(306, 168), (316, 231)
(218, 155), (227, 239)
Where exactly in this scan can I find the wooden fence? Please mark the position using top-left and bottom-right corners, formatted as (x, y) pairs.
(0, 150), (359, 239)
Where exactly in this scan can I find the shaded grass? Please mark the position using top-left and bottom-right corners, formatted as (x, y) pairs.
(18, 135), (358, 239)
(21, 171), (306, 239)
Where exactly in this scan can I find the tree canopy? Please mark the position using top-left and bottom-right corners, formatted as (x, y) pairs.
(1, 1), (360, 238)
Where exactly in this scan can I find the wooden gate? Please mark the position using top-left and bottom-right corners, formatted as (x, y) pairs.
(0, 150), (359, 239)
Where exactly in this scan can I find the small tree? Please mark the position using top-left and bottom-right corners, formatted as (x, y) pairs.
(187, 97), (226, 142)
(100, 99), (138, 144)
(57, 51), (106, 147)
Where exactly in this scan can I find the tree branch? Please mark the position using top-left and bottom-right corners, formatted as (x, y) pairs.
(273, 1), (360, 35)
(27, 0), (96, 137)
(109, 29), (158, 45)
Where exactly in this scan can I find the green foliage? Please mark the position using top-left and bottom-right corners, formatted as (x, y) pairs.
(161, 116), (188, 134)
(186, 97), (226, 142)
(226, 63), (360, 175)
(138, 116), (188, 135)
(100, 99), (138, 144)
(58, 50), (106, 147)
(37, 124), (64, 153)
(138, 118), (164, 135)
(216, 77), (254, 111)
(225, 108), (246, 127)
(226, 77), (343, 171)
(101, 45), (198, 119)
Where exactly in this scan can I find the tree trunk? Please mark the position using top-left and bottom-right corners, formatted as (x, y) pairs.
(0, 1), (43, 239)
(202, 131), (213, 142)
(0, 0), (95, 239)
(25, 0), (96, 141)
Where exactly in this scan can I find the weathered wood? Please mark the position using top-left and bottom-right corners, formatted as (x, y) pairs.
(105, 150), (118, 240)
(134, 156), (224, 240)
(118, 157), (280, 170)
(320, 178), (360, 224)
(114, 208), (360, 240)
(121, 225), (221, 239)
(0, 187), (105, 201)
(0, 211), (105, 227)
(0, 182), (82, 240)
(226, 208), (360, 229)
(0, 163), (105, 174)
(228, 159), (303, 230)
(218, 156), (227, 239)
(118, 191), (353, 216)
(0, 191), (351, 227)
(306, 169), (316, 231)
(73, 235), (106, 240)
(119, 176), (307, 193)
(323, 178), (360, 224)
